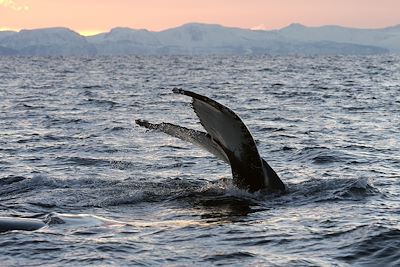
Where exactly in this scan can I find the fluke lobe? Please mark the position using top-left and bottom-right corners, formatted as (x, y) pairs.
(136, 89), (286, 193)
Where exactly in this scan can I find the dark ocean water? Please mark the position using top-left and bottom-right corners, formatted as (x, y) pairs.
(0, 55), (399, 266)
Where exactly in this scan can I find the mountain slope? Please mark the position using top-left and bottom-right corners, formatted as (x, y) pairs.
(1, 23), (398, 55)
(0, 28), (95, 56)
(278, 23), (400, 52)
(87, 23), (389, 55)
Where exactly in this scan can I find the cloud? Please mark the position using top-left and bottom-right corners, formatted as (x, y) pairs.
(0, 0), (29, 11)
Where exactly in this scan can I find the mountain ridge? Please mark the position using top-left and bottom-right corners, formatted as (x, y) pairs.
(0, 23), (398, 56)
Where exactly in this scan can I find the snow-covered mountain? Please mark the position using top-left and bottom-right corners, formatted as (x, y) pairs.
(86, 27), (160, 55)
(0, 27), (95, 56)
(0, 30), (17, 40)
(88, 23), (390, 55)
(87, 23), (389, 55)
(278, 23), (400, 53)
(0, 46), (17, 55)
(1, 23), (399, 56)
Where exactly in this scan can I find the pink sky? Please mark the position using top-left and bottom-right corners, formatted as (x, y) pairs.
(1, 0), (399, 35)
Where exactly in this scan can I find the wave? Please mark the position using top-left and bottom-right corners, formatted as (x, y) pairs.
(292, 146), (355, 165)
(271, 177), (380, 206)
(0, 171), (380, 219)
(337, 228), (400, 266)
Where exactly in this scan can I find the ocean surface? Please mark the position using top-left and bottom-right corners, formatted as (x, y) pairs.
(0, 55), (399, 266)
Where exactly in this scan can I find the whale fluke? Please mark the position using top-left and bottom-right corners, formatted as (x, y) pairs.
(136, 89), (286, 193)
(135, 119), (229, 163)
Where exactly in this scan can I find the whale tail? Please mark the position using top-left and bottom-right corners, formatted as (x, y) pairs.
(135, 119), (229, 163)
(136, 89), (286, 193)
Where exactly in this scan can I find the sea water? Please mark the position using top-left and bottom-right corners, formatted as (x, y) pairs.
(0, 55), (399, 266)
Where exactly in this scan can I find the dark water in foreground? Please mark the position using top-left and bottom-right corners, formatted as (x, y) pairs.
(0, 55), (399, 266)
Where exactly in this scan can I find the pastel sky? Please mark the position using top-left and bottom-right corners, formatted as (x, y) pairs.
(1, 0), (399, 35)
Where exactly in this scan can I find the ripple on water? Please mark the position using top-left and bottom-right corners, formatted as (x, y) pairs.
(337, 228), (400, 266)
(0, 55), (399, 266)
